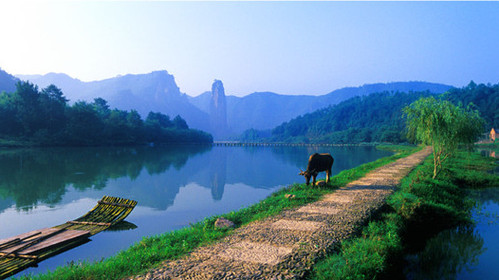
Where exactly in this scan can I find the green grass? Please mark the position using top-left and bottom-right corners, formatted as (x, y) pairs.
(14, 145), (419, 280)
(309, 148), (499, 280)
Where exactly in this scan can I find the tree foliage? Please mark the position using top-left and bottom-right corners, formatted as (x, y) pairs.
(269, 91), (435, 144)
(443, 81), (499, 129)
(0, 81), (212, 146)
(262, 81), (498, 145)
(403, 97), (484, 178)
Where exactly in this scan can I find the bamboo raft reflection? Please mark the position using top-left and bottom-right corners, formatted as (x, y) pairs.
(0, 196), (137, 279)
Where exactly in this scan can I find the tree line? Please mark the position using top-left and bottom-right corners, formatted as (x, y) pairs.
(253, 81), (498, 144)
(0, 81), (213, 146)
(267, 91), (434, 143)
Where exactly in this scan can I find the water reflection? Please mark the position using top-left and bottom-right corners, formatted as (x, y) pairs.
(0, 145), (211, 212)
(210, 147), (227, 200)
(404, 226), (485, 280)
(0, 145), (391, 213)
(479, 149), (498, 159)
(0, 145), (393, 278)
(404, 187), (499, 279)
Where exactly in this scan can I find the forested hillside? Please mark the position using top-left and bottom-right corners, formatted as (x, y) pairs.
(269, 91), (434, 143)
(0, 68), (18, 93)
(16, 71), (211, 132)
(265, 82), (498, 144)
(444, 81), (499, 129)
(0, 82), (212, 146)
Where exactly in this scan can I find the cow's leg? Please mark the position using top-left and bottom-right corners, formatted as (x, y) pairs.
(312, 175), (317, 186)
(326, 168), (331, 183)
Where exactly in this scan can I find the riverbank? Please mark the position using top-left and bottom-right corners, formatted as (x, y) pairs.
(310, 147), (499, 279)
(12, 145), (422, 280)
(128, 147), (431, 279)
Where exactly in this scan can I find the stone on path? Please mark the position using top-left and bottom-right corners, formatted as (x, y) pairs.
(218, 241), (293, 265)
(214, 217), (235, 229)
(271, 219), (324, 232)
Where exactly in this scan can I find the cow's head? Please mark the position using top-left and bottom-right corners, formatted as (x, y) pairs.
(299, 169), (318, 186)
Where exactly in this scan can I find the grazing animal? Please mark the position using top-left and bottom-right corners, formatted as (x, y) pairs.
(299, 153), (334, 186)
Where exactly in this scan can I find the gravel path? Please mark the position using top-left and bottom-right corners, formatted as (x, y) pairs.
(130, 147), (432, 280)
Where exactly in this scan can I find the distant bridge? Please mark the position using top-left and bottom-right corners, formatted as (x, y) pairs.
(212, 141), (376, 147)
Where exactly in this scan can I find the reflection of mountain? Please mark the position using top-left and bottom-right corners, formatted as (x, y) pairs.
(0, 145), (392, 213)
(209, 148), (227, 200)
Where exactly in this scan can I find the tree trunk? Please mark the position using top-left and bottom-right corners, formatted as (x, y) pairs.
(433, 149), (438, 179)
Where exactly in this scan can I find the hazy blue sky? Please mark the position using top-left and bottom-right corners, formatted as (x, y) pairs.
(1, 1), (498, 97)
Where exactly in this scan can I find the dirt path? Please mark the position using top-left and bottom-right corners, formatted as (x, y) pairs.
(131, 147), (432, 280)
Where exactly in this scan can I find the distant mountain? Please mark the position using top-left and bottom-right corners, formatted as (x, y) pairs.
(190, 81), (453, 134)
(16, 69), (453, 138)
(16, 71), (210, 131)
(0, 68), (19, 93)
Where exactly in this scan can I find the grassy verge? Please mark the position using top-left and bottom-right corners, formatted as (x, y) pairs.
(15, 145), (419, 280)
(309, 148), (499, 280)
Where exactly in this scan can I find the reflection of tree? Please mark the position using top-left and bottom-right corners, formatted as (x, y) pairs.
(0, 145), (210, 211)
(469, 188), (499, 207)
(405, 225), (485, 280)
(0, 145), (394, 213)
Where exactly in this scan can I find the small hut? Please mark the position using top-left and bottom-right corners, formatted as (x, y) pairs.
(491, 128), (496, 142)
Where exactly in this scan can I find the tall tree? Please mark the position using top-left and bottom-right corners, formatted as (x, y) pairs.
(403, 97), (484, 178)
(173, 115), (188, 130)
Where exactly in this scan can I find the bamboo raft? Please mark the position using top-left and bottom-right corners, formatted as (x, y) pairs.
(0, 196), (137, 279)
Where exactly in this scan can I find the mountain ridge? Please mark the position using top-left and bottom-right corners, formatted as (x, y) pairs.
(0, 68), (19, 93)
(12, 69), (453, 138)
(15, 70), (210, 131)
(190, 81), (453, 134)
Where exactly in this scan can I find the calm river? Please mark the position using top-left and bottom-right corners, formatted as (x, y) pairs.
(0, 145), (391, 278)
(404, 152), (499, 279)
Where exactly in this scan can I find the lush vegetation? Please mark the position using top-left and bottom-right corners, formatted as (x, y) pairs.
(0, 82), (212, 146)
(0, 68), (18, 93)
(310, 150), (499, 280)
(443, 81), (499, 129)
(258, 81), (498, 144)
(268, 91), (435, 143)
(15, 145), (419, 280)
(404, 97), (484, 178)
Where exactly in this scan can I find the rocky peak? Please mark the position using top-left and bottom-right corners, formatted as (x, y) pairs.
(210, 80), (228, 138)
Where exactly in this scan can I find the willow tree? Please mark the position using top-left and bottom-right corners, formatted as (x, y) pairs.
(403, 97), (484, 178)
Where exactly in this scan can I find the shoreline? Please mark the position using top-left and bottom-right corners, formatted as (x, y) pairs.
(127, 148), (432, 279)
(11, 145), (422, 280)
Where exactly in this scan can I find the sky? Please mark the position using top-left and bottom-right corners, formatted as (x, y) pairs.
(0, 1), (498, 97)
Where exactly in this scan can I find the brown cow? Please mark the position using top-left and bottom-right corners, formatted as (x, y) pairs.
(299, 153), (334, 186)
